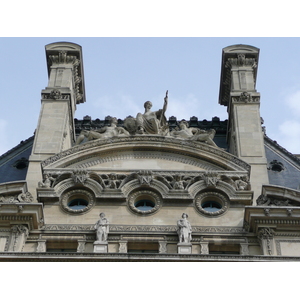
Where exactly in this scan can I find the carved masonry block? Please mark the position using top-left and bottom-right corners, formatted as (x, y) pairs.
(93, 241), (108, 253)
(177, 243), (192, 254)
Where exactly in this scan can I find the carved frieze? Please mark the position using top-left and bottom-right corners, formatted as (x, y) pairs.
(231, 92), (260, 104)
(226, 54), (257, 69)
(42, 89), (70, 100)
(256, 194), (298, 207)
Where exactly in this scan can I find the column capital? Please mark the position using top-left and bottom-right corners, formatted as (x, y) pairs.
(219, 44), (260, 106)
(45, 42), (86, 104)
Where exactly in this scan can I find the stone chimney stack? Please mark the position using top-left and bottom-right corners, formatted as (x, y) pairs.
(219, 44), (269, 201)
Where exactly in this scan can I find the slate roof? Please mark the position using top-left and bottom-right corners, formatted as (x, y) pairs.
(0, 136), (34, 184)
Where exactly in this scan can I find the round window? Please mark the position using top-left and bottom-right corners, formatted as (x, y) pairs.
(128, 190), (161, 215)
(195, 191), (228, 217)
(61, 189), (95, 214)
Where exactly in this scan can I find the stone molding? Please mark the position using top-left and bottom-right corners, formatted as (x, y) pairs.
(42, 89), (71, 100)
(40, 224), (247, 234)
(41, 136), (251, 172)
(1, 252), (300, 262)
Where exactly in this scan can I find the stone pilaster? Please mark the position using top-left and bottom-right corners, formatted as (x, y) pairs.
(8, 225), (29, 252)
(258, 227), (275, 256)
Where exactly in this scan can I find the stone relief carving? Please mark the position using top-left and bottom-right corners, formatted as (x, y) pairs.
(170, 120), (218, 147)
(232, 92), (260, 104)
(177, 213), (192, 244)
(38, 174), (55, 188)
(0, 192), (34, 203)
(256, 194), (295, 206)
(220, 174), (251, 191)
(41, 89), (71, 100)
(72, 169), (89, 185)
(226, 54), (257, 68)
(75, 117), (130, 145)
(94, 213), (109, 242)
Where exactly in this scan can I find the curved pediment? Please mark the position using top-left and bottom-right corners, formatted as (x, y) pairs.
(41, 136), (250, 173)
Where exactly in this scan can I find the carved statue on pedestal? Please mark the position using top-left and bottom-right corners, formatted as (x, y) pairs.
(94, 213), (109, 242)
(177, 213), (192, 244)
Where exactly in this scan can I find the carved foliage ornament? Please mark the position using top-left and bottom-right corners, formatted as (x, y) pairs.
(232, 92), (260, 104)
(0, 192), (34, 203)
(42, 89), (70, 100)
(256, 194), (295, 207)
(226, 54), (257, 68)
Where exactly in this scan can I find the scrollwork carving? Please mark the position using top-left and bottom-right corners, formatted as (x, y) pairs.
(0, 192), (34, 203)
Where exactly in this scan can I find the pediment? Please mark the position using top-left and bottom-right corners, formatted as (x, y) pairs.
(42, 136), (250, 173)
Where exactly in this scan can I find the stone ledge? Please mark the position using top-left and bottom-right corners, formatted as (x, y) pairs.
(0, 252), (299, 262)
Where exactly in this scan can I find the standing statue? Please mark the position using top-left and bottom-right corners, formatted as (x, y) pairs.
(171, 120), (218, 147)
(94, 213), (109, 242)
(75, 117), (129, 145)
(177, 213), (192, 243)
(135, 90), (168, 134)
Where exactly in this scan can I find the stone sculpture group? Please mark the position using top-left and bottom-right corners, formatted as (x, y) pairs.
(75, 91), (219, 147)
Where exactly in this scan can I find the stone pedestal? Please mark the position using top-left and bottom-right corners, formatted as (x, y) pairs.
(177, 243), (192, 254)
(93, 241), (108, 253)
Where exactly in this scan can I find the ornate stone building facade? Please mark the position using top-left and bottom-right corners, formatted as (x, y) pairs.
(1, 42), (300, 261)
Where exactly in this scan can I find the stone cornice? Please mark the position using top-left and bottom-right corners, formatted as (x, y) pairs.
(41, 135), (250, 172)
(0, 252), (299, 262)
(39, 224), (247, 234)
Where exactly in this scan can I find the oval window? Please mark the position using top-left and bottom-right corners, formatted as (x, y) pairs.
(68, 198), (89, 210)
(201, 201), (222, 212)
(134, 199), (155, 211)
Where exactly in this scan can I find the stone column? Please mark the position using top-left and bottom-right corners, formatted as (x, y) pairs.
(26, 42), (86, 197)
(219, 45), (269, 201)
